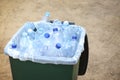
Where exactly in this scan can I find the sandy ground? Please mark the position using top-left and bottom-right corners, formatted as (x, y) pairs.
(0, 0), (120, 80)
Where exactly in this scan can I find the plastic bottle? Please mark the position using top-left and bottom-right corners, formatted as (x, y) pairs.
(69, 25), (81, 40)
(55, 43), (63, 57)
(32, 40), (44, 58)
(52, 27), (63, 57)
(62, 21), (69, 29)
(62, 42), (72, 57)
(53, 19), (62, 26)
(62, 33), (78, 57)
(19, 32), (29, 51)
(63, 27), (72, 42)
(52, 20), (62, 31)
(27, 28), (35, 40)
(70, 34), (78, 57)
(36, 22), (51, 35)
(35, 12), (51, 39)
(23, 22), (36, 31)
(52, 20), (63, 41)
(47, 20), (64, 57)
(42, 12), (50, 22)
(41, 32), (52, 56)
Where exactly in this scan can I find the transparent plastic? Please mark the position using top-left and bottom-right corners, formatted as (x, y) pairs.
(4, 16), (86, 65)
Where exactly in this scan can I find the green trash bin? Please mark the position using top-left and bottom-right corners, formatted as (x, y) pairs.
(9, 57), (79, 80)
(4, 20), (87, 80)
(8, 34), (89, 80)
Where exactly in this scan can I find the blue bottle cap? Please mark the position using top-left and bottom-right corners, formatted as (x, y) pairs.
(72, 36), (77, 40)
(56, 43), (61, 49)
(44, 33), (50, 38)
(53, 28), (58, 32)
(12, 44), (17, 48)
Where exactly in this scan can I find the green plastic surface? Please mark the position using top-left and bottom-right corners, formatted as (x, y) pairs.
(9, 57), (79, 80)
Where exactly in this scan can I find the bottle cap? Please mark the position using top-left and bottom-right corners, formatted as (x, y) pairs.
(44, 33), (50, 38)
(28, 29), (33, 33)
(45, 12), (50, 17)
(56, 43), (61, 49)
(72, 36), (77, 40)
(53, 28), (58, 32)
(12, 44), (17, 48)
(63, 21), (69, 26)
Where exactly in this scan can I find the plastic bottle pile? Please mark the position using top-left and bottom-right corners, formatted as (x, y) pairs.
(10, 12), (82, 58)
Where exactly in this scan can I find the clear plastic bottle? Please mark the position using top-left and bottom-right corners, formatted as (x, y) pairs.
(19, 32), (29, 51)
(69, 25), (81, 40)
(63, 27), (71, 42)
(35, 12), (51, 40)
(54, 43), (63, 57)
(42, 12), (50, 22)
(62, 42), (72, 57)
(52, 20), (63, 42)
(70, 34), (78, 57)
(52, 28), (64, 57)
(62, 21), (69, 29)
(62, 33), (78, 57)
(41, 32), (52, 56)
(27, 28), (35, 40)
(47, 20), (64, 57)
(23, 22), (36, 31)
(52, 19), (62, 31)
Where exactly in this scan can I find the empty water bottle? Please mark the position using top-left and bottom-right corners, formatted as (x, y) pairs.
(62, 21), (69, 29)
(52, 20), (63, 31)
(27, 28), (35, 40)
(41, 32), (52, 56)
(52, 21), (63, 43)
(70, 25), (81, 39)
(19, 32), (29, 51)
(35, 22), (51, 40)
(62, 33), (78, 57)
(41, 12), (50, 22)
(54, 43), (63, 57)
(23, 22), (36, 31)
(62, 42), (73, 57)
(70, 34), (78, 56)
(63, 28), (72, 42)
